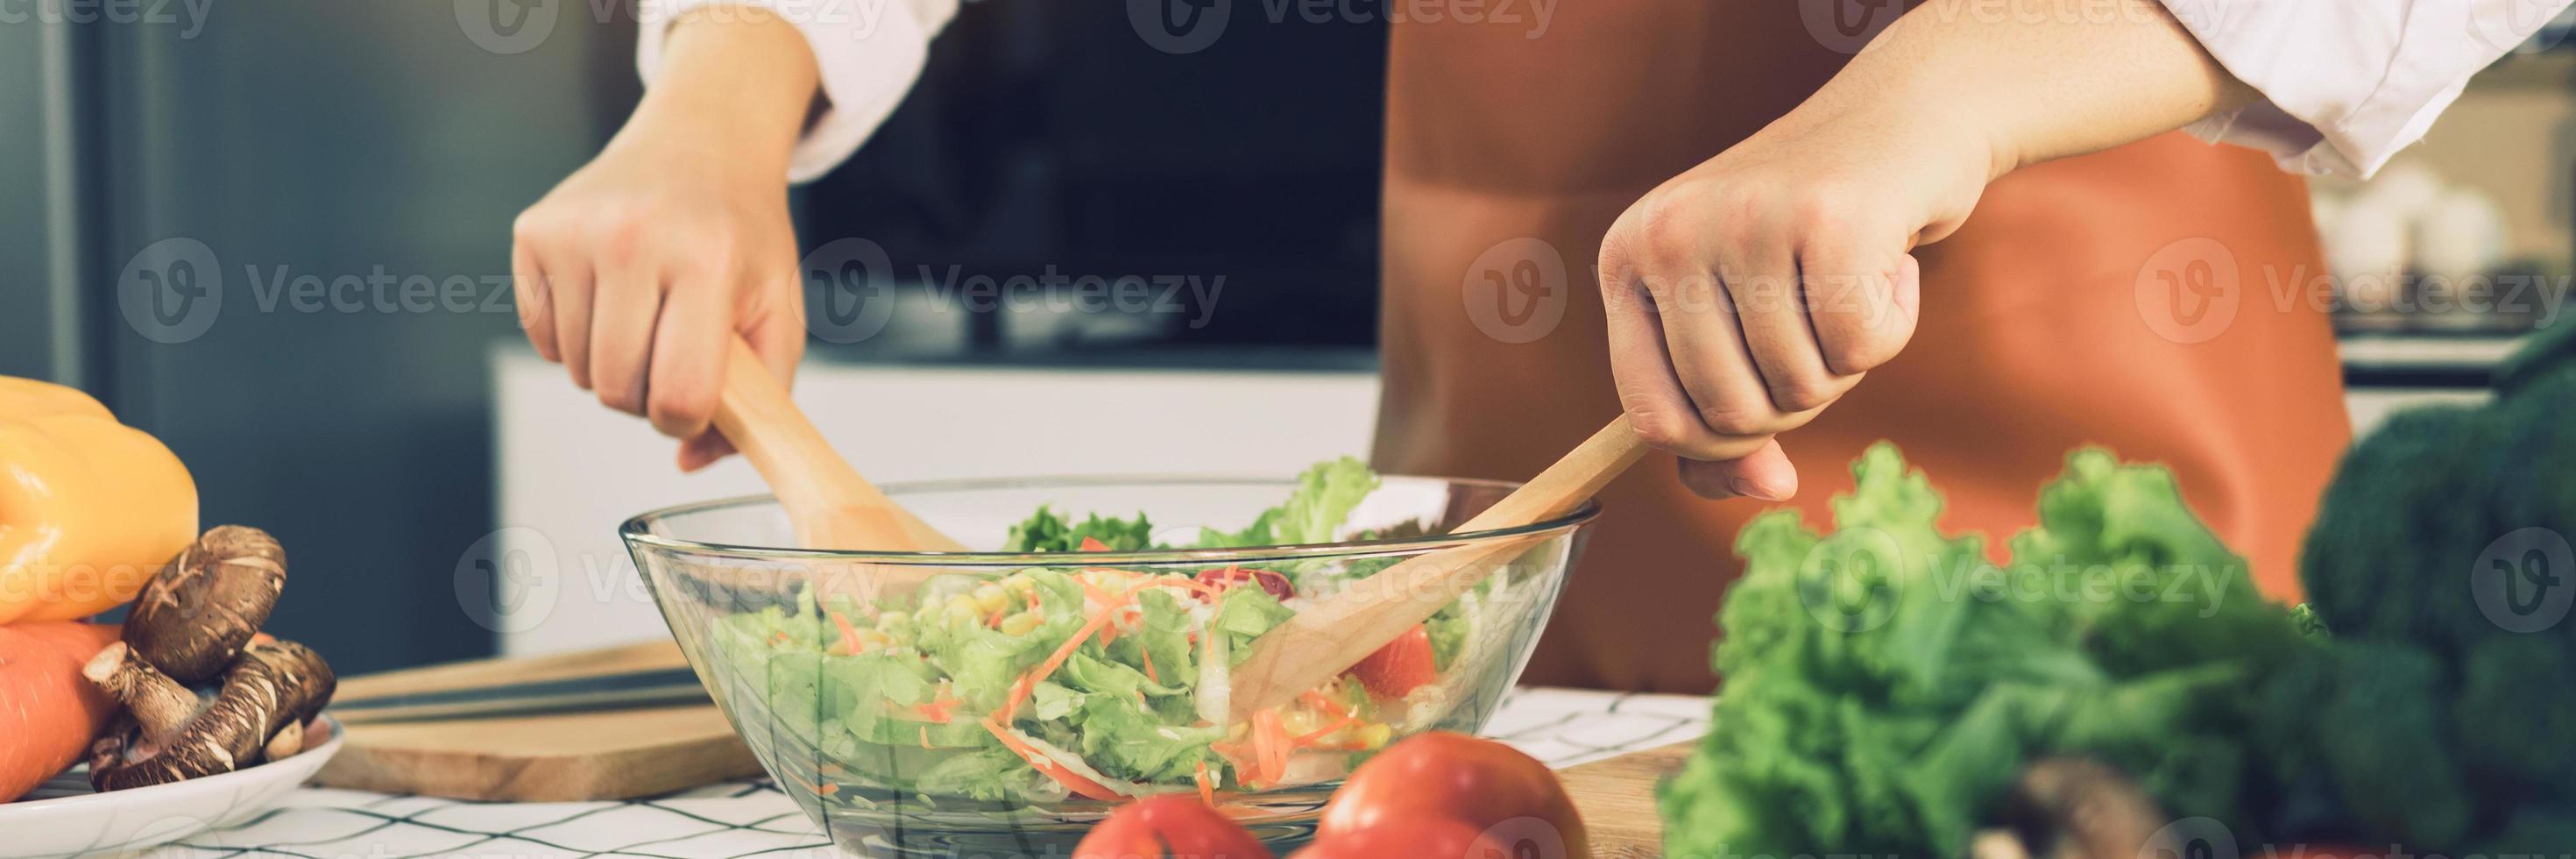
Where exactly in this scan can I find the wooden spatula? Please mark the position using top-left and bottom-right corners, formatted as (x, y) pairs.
(1228, 416), (1649, 719)
(710, 337), (968, 552)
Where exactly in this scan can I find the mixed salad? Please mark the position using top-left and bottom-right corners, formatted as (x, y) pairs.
(706, 459), (1498, 807)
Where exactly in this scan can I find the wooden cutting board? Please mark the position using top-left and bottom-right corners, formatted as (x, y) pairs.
(1560, 740), (1695, 857)
(311, 640), (762, 801)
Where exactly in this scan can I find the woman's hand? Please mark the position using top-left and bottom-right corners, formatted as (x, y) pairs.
(511, 11), (818, 471)
(1599, 97), (1988, 500)
(1601, 0), (2251, 500)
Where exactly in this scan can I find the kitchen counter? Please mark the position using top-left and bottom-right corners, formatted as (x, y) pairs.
(148, 687), (1709, 858)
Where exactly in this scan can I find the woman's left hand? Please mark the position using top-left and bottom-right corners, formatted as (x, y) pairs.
(1600, 0), (2255, 502)
(1599, 91), (1991, 500)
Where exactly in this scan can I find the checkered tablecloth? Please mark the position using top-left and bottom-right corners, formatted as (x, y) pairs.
(144, 688), (1709, 859)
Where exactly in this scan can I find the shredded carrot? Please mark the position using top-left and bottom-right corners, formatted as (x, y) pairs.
(914, 701), (955, 723)
(1195, 761), (1217, 806)
(1207, 741), (1254, 784)
(1251, 710), (1290, 787)
(1001, 673), (1038, 721)
(1141, 647), (1159, 683)
(1157, 577), (1228, 600)
(919, 725), (931, 749)
(982, 717), (1125, 801)
(1027, 590), (1043, 613)
(829, 611), (862, 656)
(1292, 713), (1359, 747)
(1079, 536), (1113, 551)
(1000, 579), (1165, 720)
(1299, 690), (1341, 712)
(1079, 579), (1122, 608)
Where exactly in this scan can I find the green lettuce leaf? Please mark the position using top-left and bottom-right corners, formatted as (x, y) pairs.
(1200, 457), (1379, 547)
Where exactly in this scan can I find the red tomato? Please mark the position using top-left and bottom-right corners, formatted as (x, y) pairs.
(1315, 732), (1586, 859)
(1195, 566), (1294, 601)
(1295, 818), (1507, 859)
(1074, 794), (1275, 859)
(1347, 626), (1438, 699)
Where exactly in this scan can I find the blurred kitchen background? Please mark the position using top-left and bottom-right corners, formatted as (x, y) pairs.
(2, 2), (2570, 674)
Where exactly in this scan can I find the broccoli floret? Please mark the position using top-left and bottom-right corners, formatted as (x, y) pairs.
(2257, 319), (2576, 851)
(2256, 642), (2472, 848)
(2455, 635), (2576, 792)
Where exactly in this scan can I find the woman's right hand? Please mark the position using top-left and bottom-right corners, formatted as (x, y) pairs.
(509, 11), (820, 471)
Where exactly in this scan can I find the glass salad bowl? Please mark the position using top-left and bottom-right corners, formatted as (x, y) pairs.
(620, 471), (1597, 857)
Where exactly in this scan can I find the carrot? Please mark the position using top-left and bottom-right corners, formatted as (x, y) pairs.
(914, 687), (961, 724)
(1079, 536), (1112, 551)
(982, 718), (1124, 801)
(1292, 713), (1359, 748)
(1250, 709), (1290, 787)
(1195, 761), (1217, 806)
(828, 611), (861, 656)
(1000, 579), (1164, 720)
(0, 622), (122, 802)
(1141, 647), (1159, 684)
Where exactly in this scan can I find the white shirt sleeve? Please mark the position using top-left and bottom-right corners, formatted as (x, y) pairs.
(2161, 0), (2572, 176)
(637, 0), (964, 183)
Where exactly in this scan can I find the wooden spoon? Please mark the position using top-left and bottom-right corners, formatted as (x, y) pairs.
(710, 337), (968, 552)
(1228, 416), (1648, 719)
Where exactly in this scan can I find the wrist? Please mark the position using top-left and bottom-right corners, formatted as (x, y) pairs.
(625, 8), (820, 177)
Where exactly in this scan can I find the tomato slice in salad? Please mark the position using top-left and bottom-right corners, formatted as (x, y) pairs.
(1194, 566), (1294, 601)
(1349, 625), (1439, 699)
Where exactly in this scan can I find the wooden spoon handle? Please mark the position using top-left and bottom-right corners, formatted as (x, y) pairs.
(1228, 416), (1646, 717)
(711, 337), (967, 551)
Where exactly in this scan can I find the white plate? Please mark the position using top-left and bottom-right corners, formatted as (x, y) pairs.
(0, 717), (344, 859)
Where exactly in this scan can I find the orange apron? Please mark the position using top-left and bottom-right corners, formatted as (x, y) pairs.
(1371, 3), (2353, 692)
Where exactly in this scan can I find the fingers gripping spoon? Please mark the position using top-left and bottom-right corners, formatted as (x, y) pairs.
(710, 337), (968, 553)
(1227, 416), (1649, 721)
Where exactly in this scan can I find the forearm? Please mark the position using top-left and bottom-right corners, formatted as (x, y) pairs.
(614, 8), (821, 176)
(1815, 0), (2256, 181)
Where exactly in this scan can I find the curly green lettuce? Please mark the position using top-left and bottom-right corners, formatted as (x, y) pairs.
(1660, 444), (2304, 857)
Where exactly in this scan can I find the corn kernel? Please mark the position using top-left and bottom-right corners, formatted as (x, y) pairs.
(999, 610), (1044, 636)
(943, 595), (980, 627)
(1281, 709), (1320, 735)
(1355, 723), (1392, 749)
(972, 583), (1009, 614)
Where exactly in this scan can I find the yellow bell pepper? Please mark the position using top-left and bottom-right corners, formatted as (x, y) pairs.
(0, 377), (198, 624)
